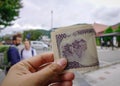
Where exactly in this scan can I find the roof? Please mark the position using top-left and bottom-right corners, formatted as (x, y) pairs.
(92, 23), (108, 33)
(98, 32), (120, 37)
(111, 23), (120, 30)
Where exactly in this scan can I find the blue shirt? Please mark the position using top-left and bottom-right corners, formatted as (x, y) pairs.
(7, 46), (21, 66)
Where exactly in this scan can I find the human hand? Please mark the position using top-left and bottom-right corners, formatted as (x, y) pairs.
(1, 53), (74, 86)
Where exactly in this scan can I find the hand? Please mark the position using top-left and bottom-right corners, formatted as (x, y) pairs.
(1, 53), (74, 86)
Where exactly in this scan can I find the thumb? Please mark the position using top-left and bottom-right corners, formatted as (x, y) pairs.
(32, 58), (67, 84)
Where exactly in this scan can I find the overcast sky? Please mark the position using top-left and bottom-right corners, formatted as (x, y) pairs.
(1, 0), (120, 35)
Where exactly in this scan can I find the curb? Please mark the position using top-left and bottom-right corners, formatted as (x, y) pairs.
(99, 61), (120, 69)
(83, 61), (120, 74)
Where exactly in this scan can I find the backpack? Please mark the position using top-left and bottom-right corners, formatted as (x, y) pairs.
(0, 45), (10, 70)
(21, 48), (34, 59)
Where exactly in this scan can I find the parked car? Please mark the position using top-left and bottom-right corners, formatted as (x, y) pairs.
(31, 41), (48, 50)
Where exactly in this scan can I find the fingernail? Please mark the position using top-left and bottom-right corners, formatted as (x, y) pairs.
(57, 58), (67, 66)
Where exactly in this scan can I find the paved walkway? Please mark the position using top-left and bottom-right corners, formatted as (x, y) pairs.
(97, 47), (120, 66)
(0, 69), (5, 85)
(73, 63), (120, 86)
(84, 63), (120, 86)
(73, 47), (120, 86)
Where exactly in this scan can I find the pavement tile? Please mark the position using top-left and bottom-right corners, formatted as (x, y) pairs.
(84, 64), (120, 86)
(98, 76), (106, 80)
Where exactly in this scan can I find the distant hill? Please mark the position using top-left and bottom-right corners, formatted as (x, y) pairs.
(36, 29), (51, 38)
(31, 29), (52, 39)
(23, 29), (52, 40)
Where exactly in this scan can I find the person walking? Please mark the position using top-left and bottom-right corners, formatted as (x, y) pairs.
(12, 33), (24, 55)
(7, 34), (21, 65)
(21, 40), (37, 60)
(5, 35), (21, 74)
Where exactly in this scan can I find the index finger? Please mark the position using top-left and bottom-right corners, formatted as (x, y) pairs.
(26, 52), (54, 69)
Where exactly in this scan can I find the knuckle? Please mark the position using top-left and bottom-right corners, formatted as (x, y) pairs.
(48, 63), (61, 74)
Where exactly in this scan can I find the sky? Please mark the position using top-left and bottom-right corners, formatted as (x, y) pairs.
(1, 0), (120, 35)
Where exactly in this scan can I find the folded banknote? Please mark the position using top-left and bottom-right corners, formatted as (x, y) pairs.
(51, 24), (99, 72)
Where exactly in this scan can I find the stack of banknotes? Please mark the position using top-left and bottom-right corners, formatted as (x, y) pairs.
(51, 24), (99, 72)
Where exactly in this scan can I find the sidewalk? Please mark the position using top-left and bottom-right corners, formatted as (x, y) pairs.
(83, 63), (120, 86)
(97, 46), (120, 67)
(0, 69), (5, 85)
(73, 47), (120, 86)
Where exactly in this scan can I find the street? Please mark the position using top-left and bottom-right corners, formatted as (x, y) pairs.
(0, 47), (120, 86)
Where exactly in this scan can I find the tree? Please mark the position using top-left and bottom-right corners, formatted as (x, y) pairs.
(23, 30), (42, 41)
(0, 0), (22, 28)
(31, 30), (42, 40)
(115, 24), (120, 47)
(23, 29), (51, 41)
(103, 26), (113, 42)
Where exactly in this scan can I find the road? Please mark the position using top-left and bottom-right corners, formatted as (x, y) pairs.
(0, 47), (120, 86)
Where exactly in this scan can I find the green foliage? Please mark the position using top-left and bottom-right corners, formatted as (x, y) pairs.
(103, 26), (113, 42)
(3, 35), (11, 41)
(23, 29), (51, 41)
(104, 26), (113, 34)
(115, 24), (120, 42)
(0, 0), (22, 27)
(0, 36), (3, 41)
(0, 45), (10, 69)
(39, 29), (51, 38)
(96, 37), (100, 46)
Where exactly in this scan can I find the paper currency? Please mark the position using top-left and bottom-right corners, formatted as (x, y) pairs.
(51, 24), (99, 72)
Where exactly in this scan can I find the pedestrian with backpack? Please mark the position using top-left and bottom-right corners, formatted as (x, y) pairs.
(0, 44), (21, 75)
(4, 35), (21, 74)
(21, 40), (37, 60)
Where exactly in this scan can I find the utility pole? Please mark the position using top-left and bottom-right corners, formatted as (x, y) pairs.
(51, 10), (53, 30)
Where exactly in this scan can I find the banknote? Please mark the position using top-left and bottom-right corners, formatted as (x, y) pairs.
(51, 24), (99, 72)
